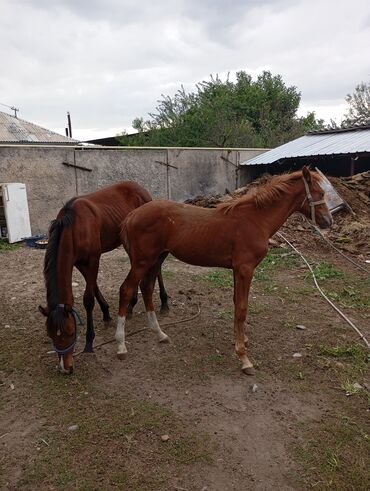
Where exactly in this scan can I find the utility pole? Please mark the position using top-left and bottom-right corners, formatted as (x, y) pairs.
(67, 112), (72, 138)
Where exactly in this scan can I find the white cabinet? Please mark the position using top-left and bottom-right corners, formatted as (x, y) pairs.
(0, 183), (32, 243)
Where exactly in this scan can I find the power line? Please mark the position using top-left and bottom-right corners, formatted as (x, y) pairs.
(0, 102), (19, 118)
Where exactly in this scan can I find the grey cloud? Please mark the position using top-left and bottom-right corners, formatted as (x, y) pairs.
(1, 0), (370, 140)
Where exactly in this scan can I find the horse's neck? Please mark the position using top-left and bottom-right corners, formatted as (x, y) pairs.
(47, 228), (74, 308)
(234, 182), (304, 238)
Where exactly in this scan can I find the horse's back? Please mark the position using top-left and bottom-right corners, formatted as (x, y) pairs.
(57, 181), (153, 256)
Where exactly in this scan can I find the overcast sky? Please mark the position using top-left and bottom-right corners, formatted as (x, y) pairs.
(1, 0), (369, 141)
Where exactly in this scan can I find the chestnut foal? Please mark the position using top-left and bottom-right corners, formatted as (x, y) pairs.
(115, 167), (332, 374)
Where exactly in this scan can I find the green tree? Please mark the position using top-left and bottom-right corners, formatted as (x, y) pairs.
(119, 71), (323, 147)
(342, 81), (370, 126)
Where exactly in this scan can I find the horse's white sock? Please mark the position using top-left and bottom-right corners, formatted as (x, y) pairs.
(115, 316), (128, 355)
(147, 311), (169, 342)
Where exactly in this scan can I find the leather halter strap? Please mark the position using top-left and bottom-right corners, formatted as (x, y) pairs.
(53, 304), (84, 355)
(301, 176), (326, 226)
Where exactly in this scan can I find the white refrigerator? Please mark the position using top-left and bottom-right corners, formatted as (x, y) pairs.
(0, 183), (32, 243)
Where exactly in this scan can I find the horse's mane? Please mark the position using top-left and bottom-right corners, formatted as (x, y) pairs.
(44, 199), (76, 332)
(218, 171), (314, 214)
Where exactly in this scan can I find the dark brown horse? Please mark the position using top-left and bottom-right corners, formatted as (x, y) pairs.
(39, 181), (169, 374)
(115, 167), (332, 374)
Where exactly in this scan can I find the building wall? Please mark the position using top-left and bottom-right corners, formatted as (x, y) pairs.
(0, 145), (267, 234)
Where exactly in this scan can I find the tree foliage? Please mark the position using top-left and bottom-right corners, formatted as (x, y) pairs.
(119, 71), (324, 147)
(342, 81), (370, 127)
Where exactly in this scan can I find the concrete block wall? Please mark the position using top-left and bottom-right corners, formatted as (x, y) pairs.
(0, 145), (267, 234)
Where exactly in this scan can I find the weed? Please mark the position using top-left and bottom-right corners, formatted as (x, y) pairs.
(162, 269), (174, 279)
(318, 344), (366, 359)
(327, 287), (370, 310)
(341, 381), (361, 396)
(202, 269), (233, 288)
(307, 261), (344, 281)
(218, 308), (233, 320)
(293, 416), (370, 490)
(0, 238), (20, 252)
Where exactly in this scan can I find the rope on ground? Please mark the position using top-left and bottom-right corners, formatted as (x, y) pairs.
(74, 303), (201, 357)
(276, 231), (370, 350)
(310, 225), (370, 274)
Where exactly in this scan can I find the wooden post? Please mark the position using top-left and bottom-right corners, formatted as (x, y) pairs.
(350, 157), (355, 176)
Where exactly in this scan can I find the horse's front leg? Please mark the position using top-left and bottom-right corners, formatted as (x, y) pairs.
(233, 265), (255, 375)
(77, 260), (99, 353)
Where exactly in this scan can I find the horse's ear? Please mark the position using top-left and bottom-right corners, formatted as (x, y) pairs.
(38, 305), (48, 317)
(302, 165), (311, 183)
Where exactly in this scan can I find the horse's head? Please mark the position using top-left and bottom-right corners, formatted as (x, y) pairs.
(299, 166), (333, 229)
(39, 304), (78, 374)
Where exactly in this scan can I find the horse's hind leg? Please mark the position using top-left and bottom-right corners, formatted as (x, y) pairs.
(233, 265), (255, 375)
(94, 284), (111, 323)
(157, 263), (170, 314)
(126, 288), (139, 319)
(140, 257), (169, 343)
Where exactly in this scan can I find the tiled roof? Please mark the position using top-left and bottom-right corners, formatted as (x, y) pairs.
(0, 111), (79, 144)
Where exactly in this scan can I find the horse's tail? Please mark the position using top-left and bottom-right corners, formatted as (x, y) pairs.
(44, 199), (76, 308)
(120, 216), (131, 254)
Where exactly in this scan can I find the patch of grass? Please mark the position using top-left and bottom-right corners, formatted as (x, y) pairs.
(318, 344), (366, 359)
(0, 238), (20, 251)
(307, 261), (344, 281)
(249, 302), (266, 315)
(293, 285), (316, 296)
(293, 416), (370, 490)
(202, 269), (233, 288)
(17, 378), (214, 490)
(218, 308), (233, 320)
(253, 249), (299, 290)
(318, 343), (369, 391)
(161, 269), (174, 279)
(340, 381), (362, 396)
(327, 286), (370, 310)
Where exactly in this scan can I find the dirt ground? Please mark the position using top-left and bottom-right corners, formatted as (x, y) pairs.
(0, 234), (369, 490)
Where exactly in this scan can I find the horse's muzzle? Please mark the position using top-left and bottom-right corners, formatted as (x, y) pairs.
(317, 214), (333, 229)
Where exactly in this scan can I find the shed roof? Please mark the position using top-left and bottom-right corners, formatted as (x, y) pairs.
(0, 111), (79, 145)
(242, 125), (370, 166)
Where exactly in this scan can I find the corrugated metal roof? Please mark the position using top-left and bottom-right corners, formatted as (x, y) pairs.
(242, 127), (370, 166)
(0, 111), (79, 144)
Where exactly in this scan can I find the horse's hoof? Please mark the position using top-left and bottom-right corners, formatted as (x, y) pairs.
(126, 312), (133, 320)
(117, 352), (127, 360)
(159, 334), (170, 344)
(242, 366), (255, 376)
(83, 348), (94, 354)
(160, 306), (170, 316)
(103, 317), (112, 326)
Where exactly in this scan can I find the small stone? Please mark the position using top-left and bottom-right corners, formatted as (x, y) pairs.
(11, 297), (16, 301)
(161, 434), (170, 442)
(72, 282), (79, 287)
(353, 383), (363, 390)
(296, 325), (306, 330)
(9, 383), (15, 390)
(250, 384), (258, 393)
(293, 352), (302, 358)
(4, 325), (10, 329)
(68, 424), (79, 431)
